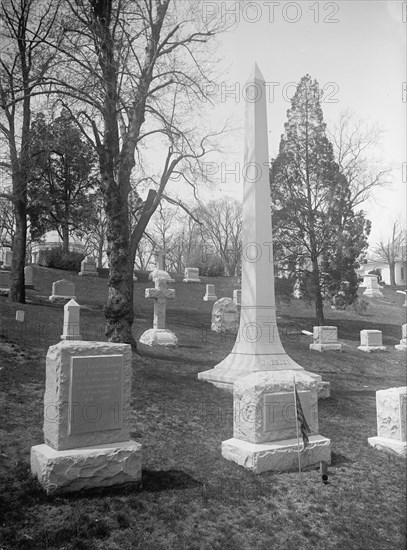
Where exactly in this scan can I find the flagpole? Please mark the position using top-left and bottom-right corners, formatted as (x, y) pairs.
(293, 376), (302, 473)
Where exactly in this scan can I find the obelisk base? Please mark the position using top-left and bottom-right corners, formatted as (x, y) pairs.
(222, 435), (331, 474)
(198, 352), (330, 398)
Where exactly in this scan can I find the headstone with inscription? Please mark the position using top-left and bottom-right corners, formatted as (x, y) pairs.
(358, 329), (387, 352)
(183, 267), (201, 283)
(211, 298), (239, 333)
(395, 323), (407, 351)
(368, 387), (406, 457)
(24, 266), (34, 289)
(78, 257), (98, 277)
(222, 370), (331, 473)
(0, 270), (10, 296)
(139, 276), (178, 347)
(362, 274), (383, 298)
(49, 279), (76, 303)
(198, 64), (329, 398)
(310, 326), (342, 352)
(233, 289), (242, 307)
(30, 340), (142, 494)
(203, 284), (218, 302)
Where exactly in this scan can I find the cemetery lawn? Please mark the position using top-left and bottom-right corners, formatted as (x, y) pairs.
(1, 266), (406, 550)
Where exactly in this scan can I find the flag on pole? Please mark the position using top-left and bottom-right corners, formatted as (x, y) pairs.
(294, 386), (311, 448)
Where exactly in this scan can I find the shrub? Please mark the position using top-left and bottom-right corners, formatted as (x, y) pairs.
(39, 247), (85, 271)
(353, 297), (369, 315)
(275, 277), (295, 304)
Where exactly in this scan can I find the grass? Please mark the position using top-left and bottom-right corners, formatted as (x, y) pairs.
(0, 265), (406, 550)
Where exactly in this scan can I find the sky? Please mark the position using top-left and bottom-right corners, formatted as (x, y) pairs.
(192, 0), (406, 249)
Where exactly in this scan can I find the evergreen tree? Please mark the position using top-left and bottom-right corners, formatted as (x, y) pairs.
(28, 109), (99, 252)
(270, 75), (370, 323)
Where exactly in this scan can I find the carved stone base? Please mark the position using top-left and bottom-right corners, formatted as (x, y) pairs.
(368, 436), (407, 457)
(222, 435), (331, 474)
(31, 440), (142, 494)
(357, 345), (387, 352)
(310, 343), (343, 353)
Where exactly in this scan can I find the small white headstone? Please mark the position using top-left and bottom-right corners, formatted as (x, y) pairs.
(211, 297), (239, 333)
(78, 258), (98, 277)
(310, 326), (342, 352)
(24, 266), (34, 289)
(16, 310), (25, 322)
(358, 329), (386, 352)
(183, 267), (201, 283)
(233, 289), (242, 307)
(49, 279), (75, 303)
(203, 284), (217, 302)
(61, 299), (82, 340)
(395, 323), (407, 351)
(368, 387), (407, 456)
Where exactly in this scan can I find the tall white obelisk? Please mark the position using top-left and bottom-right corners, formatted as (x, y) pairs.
(198, 64), (329, 397)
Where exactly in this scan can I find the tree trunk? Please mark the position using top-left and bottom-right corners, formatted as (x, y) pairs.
(9, 193), (26, 303)
(389, 262), (396, 286)
(62, 223), (70, 254)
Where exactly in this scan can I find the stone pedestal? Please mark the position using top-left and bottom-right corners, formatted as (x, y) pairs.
(203, 284), (217, 302)
(368, 387), (406, 457)
(30, 341), (142, 494)
(221, 370), (331, 474)
(79, 258), (99, 277)
(362, 274), (383, 298)
(395, 323), (407, 351)
(358, 330), (386, 352)
(310, 326), (342, 352)
(183, 267), (201, 283)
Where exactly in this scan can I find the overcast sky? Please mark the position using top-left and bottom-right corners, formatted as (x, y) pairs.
(196, 0), (406, 248)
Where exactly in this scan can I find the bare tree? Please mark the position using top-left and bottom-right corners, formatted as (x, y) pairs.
(197, 197), (242, 276)
(374, 222), (406, 286)
(329, 109), (392, 221)
(0, 0), (60, 302)
(47, 0), (226, 344)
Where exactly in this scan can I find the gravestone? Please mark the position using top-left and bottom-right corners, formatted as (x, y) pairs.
(233, 289), (242, 307)
(222, 370), (331, 473)
(24, 266), (34, 289)
(78, 257), (98, 277)
(362, 274), (383, 298)
(139, 276), (178, 347)
(198, 63), (329, 399)
(30, 340), (142, 494)
(183, 267), (201, 283)
(211, 297), (239, 333)
(0, 270), (10, 296)
(358, 329), (386, 352)
(61, 299), (82, 341)
(203, 284), (217, 302)
(4, 250), (12, 267)
(49, 279), (76, 303)
(368, 387), (407, 456)
(310, 326), (342, 352)
(395, 324), (407, 351)
(396, 290), (407, 307)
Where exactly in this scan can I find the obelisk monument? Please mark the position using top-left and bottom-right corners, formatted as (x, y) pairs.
(198, 64), (329, 398)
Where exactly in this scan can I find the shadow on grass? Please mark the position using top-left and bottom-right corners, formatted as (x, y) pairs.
(142, 469), (202, 492)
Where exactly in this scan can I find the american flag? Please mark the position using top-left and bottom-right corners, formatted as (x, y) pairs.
(295, 386), (311, 448)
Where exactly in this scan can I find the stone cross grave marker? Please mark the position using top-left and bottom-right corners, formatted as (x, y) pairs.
(222, 370), (331, 474)
(358, 329), (386, 352)
(139, 276), (178, 347)
(30, 340), (142, 494)
(368, 387), (407, 456)
(310, 326), (342, 352)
